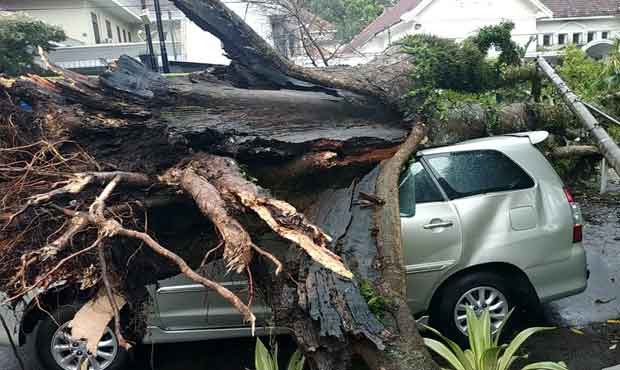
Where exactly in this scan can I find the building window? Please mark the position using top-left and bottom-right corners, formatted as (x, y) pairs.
(122, 29), (127, 42)
(91, 12), (101, 44)
(270, 16), (290, 58)
(587, 32), (595, 42)
(117, 26), (122, 43)
(128, 31), (132, 42)
(543, 34), (552, 46)
(105, 20), (113, 41)
(572, 33), (582, 44)
(602, 31), (610, 39)
(558, 33), (567, 45)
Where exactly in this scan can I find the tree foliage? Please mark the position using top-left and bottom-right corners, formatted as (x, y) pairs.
(401, 21), (529, 115)
(470, 21), (523, 67)
(0, 12), (66, 76)
(306, 0), (393, 41)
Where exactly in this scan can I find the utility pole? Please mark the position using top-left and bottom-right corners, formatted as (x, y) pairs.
(538, 56), (620, 176)
(140, 0), (158, 71)
(168, 10), (178, 61)
(153, 0), (170, 73)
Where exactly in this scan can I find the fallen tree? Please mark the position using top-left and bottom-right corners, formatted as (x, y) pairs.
(0, 1), (589, 370)
(0, 0), (443, 368)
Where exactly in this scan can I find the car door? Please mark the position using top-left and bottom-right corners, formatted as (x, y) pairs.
(424, 150), (538, 265)
(203, 259), (270, 328)
(400, 160), (463, 315)
(154, 273), (210, 330)
(154, 259), (270, 330)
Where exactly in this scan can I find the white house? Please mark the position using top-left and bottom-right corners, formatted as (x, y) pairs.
(345, 0), (620, 64)
(0, 0), (153, 69)
(1, 0), (292, 70)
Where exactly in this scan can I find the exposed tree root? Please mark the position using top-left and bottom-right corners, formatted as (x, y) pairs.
(173, 167), (254, 274)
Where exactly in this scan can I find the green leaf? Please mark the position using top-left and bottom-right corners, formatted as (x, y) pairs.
(255, 338), (276, 370)
(521, 362), (569, 370)
(497, 327), (555, 370)
(493, 309), (515, 346)
(287, 350), (306, 370)
(423, 325), (475, 370)
(424, 338), (467, 370)
(480, 346), (503, 370)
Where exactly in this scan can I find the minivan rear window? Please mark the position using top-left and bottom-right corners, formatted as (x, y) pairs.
(426, 150), (534, 200)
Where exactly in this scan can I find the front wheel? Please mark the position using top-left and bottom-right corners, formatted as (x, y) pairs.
(430, 271), (520, 346)
(29, 304), (130, 370)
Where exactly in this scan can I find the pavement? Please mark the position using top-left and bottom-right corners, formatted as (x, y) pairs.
(2, 183), (620, 370)
(543, 193), (620, 327)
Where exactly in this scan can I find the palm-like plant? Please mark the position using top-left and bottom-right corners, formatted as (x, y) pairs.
(255, 338), (306, 370)
(424, 307), (568, 370)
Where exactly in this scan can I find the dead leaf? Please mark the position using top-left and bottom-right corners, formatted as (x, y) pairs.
(595, 297), (617, 304)
(570, 328), (585, 335)
(69, 289), (126, 354)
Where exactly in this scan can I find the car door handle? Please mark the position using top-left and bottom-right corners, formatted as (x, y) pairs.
(423, 221), (454, 229)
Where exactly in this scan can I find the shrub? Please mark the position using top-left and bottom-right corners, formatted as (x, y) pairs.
(255, 338), (305, 370)
(423, 307), (568, 370)
(0, 12), (66, 76)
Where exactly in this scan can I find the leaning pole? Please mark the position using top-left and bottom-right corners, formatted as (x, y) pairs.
(537, 56), (620, 176)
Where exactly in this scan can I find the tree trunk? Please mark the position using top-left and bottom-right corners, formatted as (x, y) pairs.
(0, 2), (444, 369)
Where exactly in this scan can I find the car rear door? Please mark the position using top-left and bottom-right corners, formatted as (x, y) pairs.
(400, 160), (463, 314)
(155, 273), (210, 330)
(154, 259), (270, 330)
(423, 149), (538, 266)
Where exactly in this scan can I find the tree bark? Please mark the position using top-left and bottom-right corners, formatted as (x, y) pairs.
(0, 2), (447, 369)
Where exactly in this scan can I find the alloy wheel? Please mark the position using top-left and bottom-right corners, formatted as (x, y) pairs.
(453, 286), (509, 335)
(50, 322), (118, 370)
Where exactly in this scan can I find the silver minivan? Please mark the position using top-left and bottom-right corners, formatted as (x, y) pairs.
(1, 131), (587, 370)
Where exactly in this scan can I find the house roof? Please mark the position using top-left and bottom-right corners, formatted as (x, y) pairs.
(540, 0), (620, 18)
(347, 0), (422, 50)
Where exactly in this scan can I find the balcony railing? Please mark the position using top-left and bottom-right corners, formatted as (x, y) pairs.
(49, 41), (184, 69)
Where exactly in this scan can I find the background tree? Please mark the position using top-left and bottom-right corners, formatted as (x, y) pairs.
(306, 0), (393, 41)
(257, 0), (392, 66)
(0, 12), (66, 76)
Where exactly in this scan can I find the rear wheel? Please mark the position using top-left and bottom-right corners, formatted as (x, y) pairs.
(30, 304), (130, 370)
(430, 271), (524, 346)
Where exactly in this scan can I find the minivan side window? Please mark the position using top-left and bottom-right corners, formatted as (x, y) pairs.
(426, 150), (534, 200)
(399, 162), (444, 216)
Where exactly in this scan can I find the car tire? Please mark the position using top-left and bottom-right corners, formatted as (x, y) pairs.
(29, 303), (130, 370)
(430, 271), (523, 347)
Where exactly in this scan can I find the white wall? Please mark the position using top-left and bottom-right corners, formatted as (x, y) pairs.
(184, 1), (275, 64)
(413, 0), (539, 42)
(1, 0), (141, 46)
(2, 0), (91, 44)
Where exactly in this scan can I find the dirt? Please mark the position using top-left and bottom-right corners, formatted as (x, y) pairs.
(520, 324), (620, 370)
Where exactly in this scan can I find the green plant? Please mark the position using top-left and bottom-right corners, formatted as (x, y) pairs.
(423, 307), (568, 370)
(469, 21), (522, 67)
(0, 12), (66, 76)
(359, 279), (391, 319)
(255, 338), (306, 370)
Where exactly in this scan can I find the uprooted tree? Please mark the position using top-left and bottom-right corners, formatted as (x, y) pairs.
(0, 1), (554, 370)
